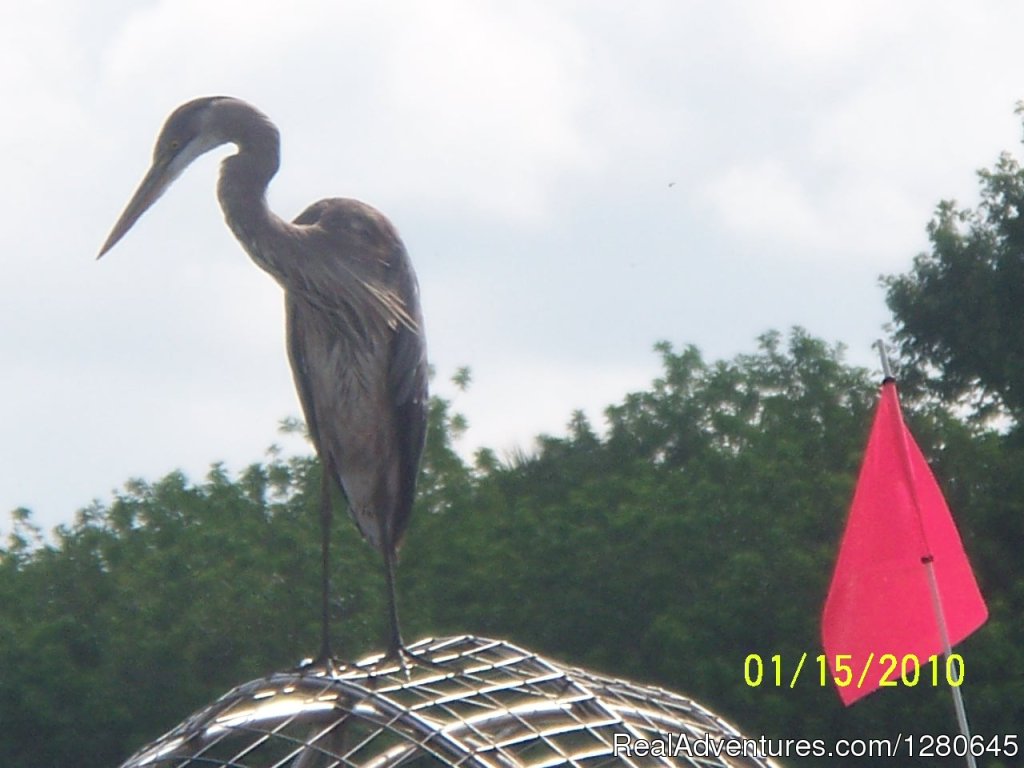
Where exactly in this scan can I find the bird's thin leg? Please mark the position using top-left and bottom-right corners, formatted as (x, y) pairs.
(381, 549), (447, 672)
(317, 465), (334, 665)
(383, 546), (403, 657)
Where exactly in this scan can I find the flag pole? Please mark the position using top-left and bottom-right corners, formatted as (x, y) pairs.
(874, 340), (977, 768)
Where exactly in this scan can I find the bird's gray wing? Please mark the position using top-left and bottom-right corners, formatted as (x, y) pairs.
(386, 258), (429, 549)
(285, 294), (338, 497)
(288, 199), (419, 343)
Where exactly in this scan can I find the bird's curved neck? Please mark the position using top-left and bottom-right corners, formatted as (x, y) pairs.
(215, 108), (290, 275)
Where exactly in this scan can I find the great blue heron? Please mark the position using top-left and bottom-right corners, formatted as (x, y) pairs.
(98, 97), (428, 663)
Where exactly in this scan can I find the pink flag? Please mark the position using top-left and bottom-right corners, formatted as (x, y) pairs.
(821, 380), (987, 705)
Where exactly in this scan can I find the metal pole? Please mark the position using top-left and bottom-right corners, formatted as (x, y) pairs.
(923, 558), (977, 768)
(873, 339), (894, 380)
(874, 340), (977, 768)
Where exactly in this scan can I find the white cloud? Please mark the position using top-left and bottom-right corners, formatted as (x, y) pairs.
(702, 159), (820, 247)
(727, 0), (897, 64)
(375, 2), (595, 220)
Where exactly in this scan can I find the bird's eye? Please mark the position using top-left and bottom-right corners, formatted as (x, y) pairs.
(169, 139), (181, 151)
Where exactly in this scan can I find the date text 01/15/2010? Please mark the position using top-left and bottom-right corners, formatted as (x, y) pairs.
(743, 652), (966, 689)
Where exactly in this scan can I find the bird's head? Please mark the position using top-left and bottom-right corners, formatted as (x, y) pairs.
(97, 97), (233, 258)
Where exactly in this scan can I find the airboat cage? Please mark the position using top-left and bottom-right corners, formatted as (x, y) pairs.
(117, 635), (779, 768)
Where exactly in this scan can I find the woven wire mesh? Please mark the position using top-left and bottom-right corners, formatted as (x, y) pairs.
(117, 635), (780, 768)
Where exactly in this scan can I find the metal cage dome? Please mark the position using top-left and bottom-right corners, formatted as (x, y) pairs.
(117, 635), (780, 768)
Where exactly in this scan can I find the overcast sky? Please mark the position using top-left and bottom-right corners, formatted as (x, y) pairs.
(5, 1), (1024, 536)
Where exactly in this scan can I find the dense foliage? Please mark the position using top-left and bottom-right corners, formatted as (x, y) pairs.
(2, 329), (1021, 768)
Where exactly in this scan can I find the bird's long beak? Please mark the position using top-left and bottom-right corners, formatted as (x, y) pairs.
(97, 159), (174, 259)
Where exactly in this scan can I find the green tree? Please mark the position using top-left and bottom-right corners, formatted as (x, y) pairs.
(884, 107), (1024, 424)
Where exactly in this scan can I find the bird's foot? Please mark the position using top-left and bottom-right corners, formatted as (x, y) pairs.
(297, 649), (350, 676)
(385, 642), (450, 674)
